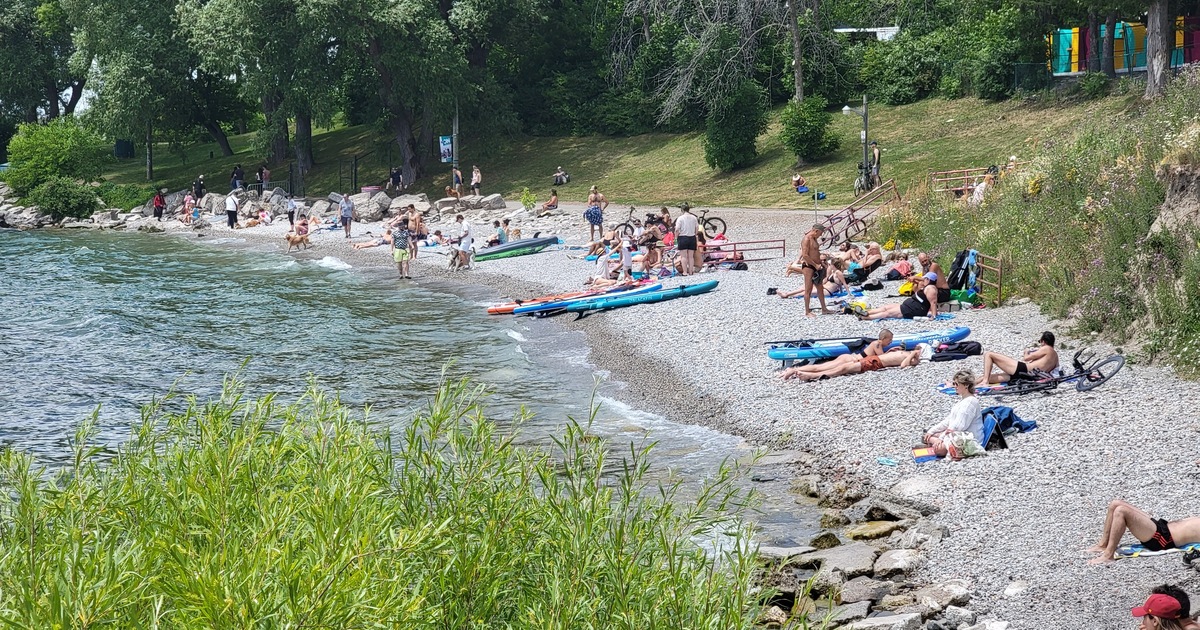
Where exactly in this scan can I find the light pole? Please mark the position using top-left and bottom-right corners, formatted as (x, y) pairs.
(841, 94), (869, 187)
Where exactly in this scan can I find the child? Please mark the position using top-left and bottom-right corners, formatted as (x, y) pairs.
(392, 224), (412, 279)
(619, 239), (633, 280)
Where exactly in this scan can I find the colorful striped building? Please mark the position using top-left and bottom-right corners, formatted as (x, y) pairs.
(1049, 17), (1200, 75)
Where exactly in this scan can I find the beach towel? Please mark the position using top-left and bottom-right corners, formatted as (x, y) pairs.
(1115, 542), (1200, 559)
(791, 288), (864, 300)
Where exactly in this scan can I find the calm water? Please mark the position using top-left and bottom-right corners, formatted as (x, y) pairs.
(0, 229), (817, 544)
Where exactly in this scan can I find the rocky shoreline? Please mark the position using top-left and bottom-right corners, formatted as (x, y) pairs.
(5, 186), (1197, 629)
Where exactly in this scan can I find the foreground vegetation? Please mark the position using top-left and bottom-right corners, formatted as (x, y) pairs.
(873, 68), (1200, 375)
(0, 378), (763, 627)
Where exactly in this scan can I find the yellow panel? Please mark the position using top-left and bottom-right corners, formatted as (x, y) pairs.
(1072, 28), (1080, 72)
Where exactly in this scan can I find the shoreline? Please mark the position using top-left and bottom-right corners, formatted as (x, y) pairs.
(28, 203), (1200, 629)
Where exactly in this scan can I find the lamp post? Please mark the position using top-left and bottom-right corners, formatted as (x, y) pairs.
(841, 94), (869, 185)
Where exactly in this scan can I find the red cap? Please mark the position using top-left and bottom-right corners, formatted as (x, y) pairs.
(1132, 594), (1183, 619)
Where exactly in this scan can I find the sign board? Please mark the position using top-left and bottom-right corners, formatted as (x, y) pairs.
(439, 136), (453, 163)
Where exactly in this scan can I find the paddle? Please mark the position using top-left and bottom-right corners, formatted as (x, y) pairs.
(763, 335), (876, 347)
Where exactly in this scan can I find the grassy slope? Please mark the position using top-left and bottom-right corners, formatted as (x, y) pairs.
(102, 95), (1134, 208)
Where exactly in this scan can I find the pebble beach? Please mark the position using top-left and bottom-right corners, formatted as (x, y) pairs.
(44, 195), (1200, 629)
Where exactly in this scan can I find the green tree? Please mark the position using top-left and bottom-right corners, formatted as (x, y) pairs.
(703, 79), (768, 171)
(0, 0), (87, 122)
(780, 95), (841, 163)
(4, 116), (109, 195)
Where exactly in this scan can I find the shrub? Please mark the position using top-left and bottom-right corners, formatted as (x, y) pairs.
(94, 181), (157, 211)
(703, 79), (769, 171)
(0, 377), (765, 627)
(4, 117), (110, 196)
(25, 176), (100, 220)
(859, 35), (943, 105)
(1080, 72), (1110, 99)
(779, 96), (842, 163)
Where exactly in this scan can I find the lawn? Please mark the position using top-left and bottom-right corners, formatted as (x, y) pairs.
(101, 94), (1136, 210)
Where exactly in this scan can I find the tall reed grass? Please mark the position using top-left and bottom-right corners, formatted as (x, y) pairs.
(0, 377), (769, 627)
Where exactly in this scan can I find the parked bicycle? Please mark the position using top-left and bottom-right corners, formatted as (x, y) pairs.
(817, 212), (870, 248)
(853, 162), (876, 198)
(979, 348), (1125, 397)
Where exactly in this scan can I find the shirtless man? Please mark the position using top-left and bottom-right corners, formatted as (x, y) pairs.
(1086, 500), (1200, 564)
(796, 329), (894, 368)
(406, 205), (425, 259)
(799, 224), (833, 317)
(977, 331), (1059, 385)
(781, 344), (921, 381)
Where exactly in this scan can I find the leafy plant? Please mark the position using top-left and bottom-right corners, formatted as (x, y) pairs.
(25, 176), (100, 220)
(0, 377), (765, 627)
(1080, 72), (1110, 100)
(4, 117), (110, 196)
(519, 186), (536, 209)
(95, 181), (157, 211)
(703, 79), (768, 172)
(780, 96), (842, 163)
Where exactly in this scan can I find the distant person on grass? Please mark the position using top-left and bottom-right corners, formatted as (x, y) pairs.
(870, 141), (881, 188)
(781, 342), (920, 382)
(799, 224), (833, 317)
(1087, 501), (1200, 565)
(674, 203), (699, 276)
(387, 167), (404, 191)
(976, 331), (1059, 385)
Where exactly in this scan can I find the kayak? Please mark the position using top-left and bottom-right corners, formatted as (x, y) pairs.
(513, 283), (663, 315)
(567, 280), (719, 314)
(474, 236), (559, 262)
(486, 282), (635, 315)
(766, 326), (971, 362)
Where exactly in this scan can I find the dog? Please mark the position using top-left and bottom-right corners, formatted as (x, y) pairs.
(285, 231), (311, 252)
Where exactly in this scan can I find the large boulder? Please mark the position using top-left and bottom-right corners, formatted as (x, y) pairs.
(841, 613), (922, 630)
(460, 194), (485, 209)
(435, 197), (462, 212)
(757, 545), (816, 564)
(309, 199), (332, 218)
(840, 576), (896, 604)
(796, 542), (879, 578)
(874, 549), (923, 577)
(480, 193), (506, 210)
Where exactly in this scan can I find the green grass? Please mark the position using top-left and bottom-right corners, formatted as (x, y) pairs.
(101, 95), (1136, 209)
(0, 376), (770, 627)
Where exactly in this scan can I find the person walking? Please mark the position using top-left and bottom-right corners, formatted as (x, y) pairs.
(392, 222), (412, 279)
(224, 194), (239, 229)
(470, 165), (482, 195)
(452, 166), (464, 195)
(339, 194), (354, 238)
(387, 167), (404, 191)
(286, 195), (297, 226)
(152, 190), (166, 221)
(192, 175), (207, 201)
(870, 141), (881, 188)
(674, 203), (699, 276)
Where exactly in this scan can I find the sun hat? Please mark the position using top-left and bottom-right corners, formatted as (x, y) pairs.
(1133, 594), (1183, 618)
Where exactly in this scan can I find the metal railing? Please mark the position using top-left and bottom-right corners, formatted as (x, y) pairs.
(699, 239), (786, 264)
(818, 180), (900, 247)
(929, 163), (1029, 196)
(976, 250), (1005, 307)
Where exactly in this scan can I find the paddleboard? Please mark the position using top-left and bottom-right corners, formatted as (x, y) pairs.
(513, 283), (662, 315)
(474, 236), (559, 262)
(767, 326), (971, 362)
(567, 280), (719, 313)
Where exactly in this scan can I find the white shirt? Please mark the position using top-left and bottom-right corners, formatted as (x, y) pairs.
(928, 395), (983, 439)
(458, 221), (473, 251)
(674, 212), (698, 237)
(225, 196), (238, 213)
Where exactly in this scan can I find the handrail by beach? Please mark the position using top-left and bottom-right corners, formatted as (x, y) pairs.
(817, 180), (900, 247)
(975, 250), (1005, 306)
(929, 163), (1030, 195)
(699, 239), (785, 264)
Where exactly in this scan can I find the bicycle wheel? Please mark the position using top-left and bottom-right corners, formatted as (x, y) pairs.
(818, 222), (840, 248)
(615, 222), (636, 239)
(846, 219), (869, 242)
(854, 176), (868, 197)
(1075, 355), (1125, 392)
(703, 216), (726, 239)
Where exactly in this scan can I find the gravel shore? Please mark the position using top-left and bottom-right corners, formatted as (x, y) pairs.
(148, 200), (1197, 629)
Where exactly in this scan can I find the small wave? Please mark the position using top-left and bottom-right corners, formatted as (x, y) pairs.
(207, 238), (246, 245)
(514, 345), (528, 358)
(313, 256), (352, 270)
(506, 329), (528, 343)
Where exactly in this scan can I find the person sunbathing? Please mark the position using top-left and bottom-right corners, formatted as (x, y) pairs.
(778, 259), (849, 298)
(856, 273), (939, 320)
(977, 331), (1059, 385)
(798, 330), (894, 368)
(922, 369), (983, 459)
(1086, 501), (1200, 565)
(780, 344), (921, 381)
(352, 230), (392, 249)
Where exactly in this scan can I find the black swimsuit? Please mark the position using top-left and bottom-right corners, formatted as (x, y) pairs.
(1142, 518), (1176, 552)
(900, 291), (930, 319)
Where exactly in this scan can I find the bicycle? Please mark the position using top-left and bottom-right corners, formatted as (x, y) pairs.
(853, 162), (876, 198)
(978, 348), (1125, 397)
(817, 212), (870, 248)
(695, 208), (726, 239)
(613, 206), (644, 239)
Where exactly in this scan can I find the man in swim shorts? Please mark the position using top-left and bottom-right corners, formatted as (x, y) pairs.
(780, 343), (921, 382)
(1086, 499), (1200, 564)
(799, 224), (833, 318)
(977, 331), (1059, 385)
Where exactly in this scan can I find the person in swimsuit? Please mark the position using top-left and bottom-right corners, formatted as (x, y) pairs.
(780, 344), (921, 381)
(352, 230), (392, 249)
(1087, 501), (1200, 565)
(295, 216), (310, 236)
(778, 259), (849, 299)
(540, 189), (559, 216)
(584, 186), (608, 242)
(405, 205), (425, 259)
(798, 224), (833, 317)
(857, 273), (940, 320)
(788, 330), (894, 368)
(977, 331), (1059, 385)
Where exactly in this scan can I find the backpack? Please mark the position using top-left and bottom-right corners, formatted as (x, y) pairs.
(897, 280), (915, 296)
(930, 340), (983, 361)
(947, 249), (970, 290)
(862, 279), (883, 291)
(884, 269), (903, 281)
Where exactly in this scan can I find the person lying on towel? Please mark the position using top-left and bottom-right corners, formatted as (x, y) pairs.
(1086, 500), (1200, 565)
(780, 341), (921, 382)
(855, 273), (939, 320)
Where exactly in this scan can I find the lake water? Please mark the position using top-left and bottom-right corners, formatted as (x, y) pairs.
(0, 229), (818, 544)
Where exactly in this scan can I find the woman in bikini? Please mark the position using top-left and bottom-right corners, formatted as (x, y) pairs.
(584, 186), (607, 242)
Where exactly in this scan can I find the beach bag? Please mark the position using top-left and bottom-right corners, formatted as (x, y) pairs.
(897, 280), (915, 296)
(862, 279), (883, 291)
(951, 289), (981, 305)
(948, 249), (971, 290)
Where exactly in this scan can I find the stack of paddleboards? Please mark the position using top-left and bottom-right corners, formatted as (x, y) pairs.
(766, 326), (971, 367)
(487, 280), (718, 318)
(474, 236), (560, 262)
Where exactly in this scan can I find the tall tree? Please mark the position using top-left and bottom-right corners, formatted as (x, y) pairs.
(0, 0), (87, 122)
(1144, 0), (1173, 98)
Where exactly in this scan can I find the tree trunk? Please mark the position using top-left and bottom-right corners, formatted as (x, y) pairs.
(202, 119), (234, 156)
(368, 35), (426, 185)
(44, 82), (61, 119)
(1102, 13), (1117, 78)
(261, 91), (290, 162)
(1086, 11), (1100, 73)
(294, 110), (314, 172)
(63, 79), (85, 115)
(1145, 0), (1172, 99)
(146, 121), (154, 182)
(787, 0), (804, 102)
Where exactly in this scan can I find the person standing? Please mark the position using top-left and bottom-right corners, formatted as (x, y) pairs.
(224, 194), (239, 229)
(152, 190), (166, 221)
(182, 192), (195, 225)
(286, 195), (297, 226)
(674, 203), (699, 276)
(454, 214), (473, 269)
(869, 141), (881, 188)
(800, 224), (832, 317)
(339, 194), (354, 238)
(470, 165), (482, 195)
(261, 164), (271, 192)
(392, 222), (412, 279)
(406, 204), (424, 260)
(192, 175), (207, 201)
(387, 167), (404, 191)
(452, 166), (464, 195)
(255, 166), (265, 192)
(584, 185), (608, 242)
